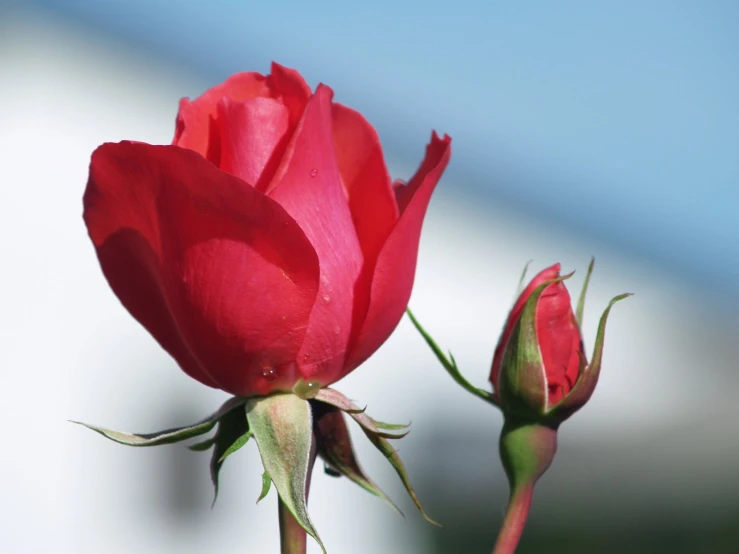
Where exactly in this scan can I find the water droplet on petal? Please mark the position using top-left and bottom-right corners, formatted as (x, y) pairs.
(309, 169), (318, 178)
(293, 379), (321, 400)
(262, 367), (278, 382)
(323, 295), (331, 302)
(303, 353), (310, 361)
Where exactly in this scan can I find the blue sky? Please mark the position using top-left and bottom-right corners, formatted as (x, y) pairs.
(29, 0), (739, 302)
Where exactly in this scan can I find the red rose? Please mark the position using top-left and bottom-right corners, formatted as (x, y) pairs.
(84, 62), (451, 397)
(490, 263), (583, 408)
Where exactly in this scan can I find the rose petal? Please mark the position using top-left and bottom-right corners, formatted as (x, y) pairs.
(331, 103), (398, 265)
(346, 132), (451, 372)
(331, 103), (400, 360)
(489, 264), (561, 394)
(173, 72), (273, 164)
(216, 96), (290, 188)
(269, 62), (312, 131)
(84, 142), (320, 396)
(267, 85), (363, 384)
(394, 132), (451, 215)
(536, 280), (581, 404)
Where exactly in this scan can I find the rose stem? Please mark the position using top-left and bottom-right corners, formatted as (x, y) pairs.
(278, 497), (307, 554)
(278, 435), (317, 554)
(491, 482), (535, 554)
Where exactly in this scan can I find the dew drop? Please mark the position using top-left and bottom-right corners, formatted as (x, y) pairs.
(303, 353), (310, 361)
(262, 367), (278, 382)
(323, 295), (331, 302)
(309, 169), (318, 178)
(293, 379), (321, 400)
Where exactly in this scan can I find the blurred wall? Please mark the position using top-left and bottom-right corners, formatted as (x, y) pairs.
(1, 2), (738, 553)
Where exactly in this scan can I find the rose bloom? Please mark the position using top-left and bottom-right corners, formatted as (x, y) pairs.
(490, 263), (583, 407)
(84, 63), (450, 397)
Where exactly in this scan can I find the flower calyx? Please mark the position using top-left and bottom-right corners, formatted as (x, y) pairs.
(73, 387), (435, 552)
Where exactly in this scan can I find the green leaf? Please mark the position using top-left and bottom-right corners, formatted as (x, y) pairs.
(312, 401), (403, 516)
(246, 394), (325, 553)
(209, 404), (249, 506)
(71, 396), (246, 447)
(257, 471), (272, 503)
(314, 388), (409, 439)
(406, 308), (496, 405)
(576, 257), (595, 328)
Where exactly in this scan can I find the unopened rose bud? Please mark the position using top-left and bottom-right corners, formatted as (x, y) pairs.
(492, 261), (630, 426)
(408, 259), (630, 554)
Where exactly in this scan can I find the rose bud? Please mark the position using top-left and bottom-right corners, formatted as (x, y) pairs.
(407, 260), (630, 554)
(491, 261), (630, 425)
(78, 63), (449, 552)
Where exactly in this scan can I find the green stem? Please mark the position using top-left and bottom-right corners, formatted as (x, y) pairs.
(491, 420), (558, 554)
(491, 483), (534, 554)
(278, 432), (317, 554)
(279, 496), (307, 554)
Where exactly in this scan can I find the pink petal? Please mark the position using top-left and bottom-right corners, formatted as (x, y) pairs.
(173, 72), (273, 164)
(267, 85), (364, 385)
(216, 96), (290, 189)
(84, 142), (320, 396)
(394, 132), (451, 215)
(346, 132), (451, 372)
(331, 102), (399, 265)
(536, 279), (581, 404)
(331, 103), (400, 359)
(269, 62), (312, 130)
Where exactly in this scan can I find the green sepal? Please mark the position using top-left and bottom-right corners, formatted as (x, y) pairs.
(209, 403), (249, 506)
(406, 308), (497, 405)
(498, 274), (572, 419)
(499, 274), (574, 417)
(515, 260), (533, 297)
(575, 257), (595, 328)
(340, 405), (367, 415)
(71, 396), (246, 447)
(311, 400), (403, 516)
(188, 437), (216, 452)
(360, 427), (440, 527)
(550, 292), (632, 421)
(314, 388), (409, 439)
(246, 393), (325, 553)
(312, 387), (437, 525)
(218, 430), (253, 463)
(371, 419), (411, 431)
(257, 470), (272, 503)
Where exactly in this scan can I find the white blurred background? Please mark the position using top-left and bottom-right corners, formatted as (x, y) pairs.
(2, 1), (738, 552)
